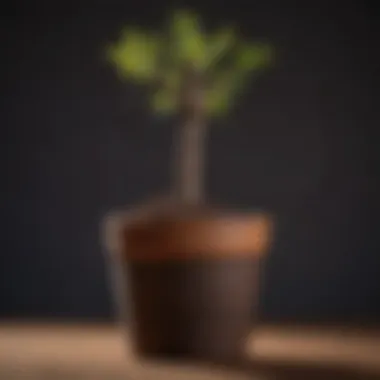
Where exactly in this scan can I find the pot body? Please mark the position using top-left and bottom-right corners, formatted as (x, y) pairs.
(103, 206), (271, 363)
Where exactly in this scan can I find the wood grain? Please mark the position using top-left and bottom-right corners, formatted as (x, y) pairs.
(0, 324), (379, 379)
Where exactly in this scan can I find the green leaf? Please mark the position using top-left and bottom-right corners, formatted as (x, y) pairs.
(205, 69), (245, 116)
(205, 87), (230, 116)
(151, 88), (176, 114)
(170, 10), (206, 68)
(235, 43), (273, 71)
(204, 27), (235, 69)
(107, 29), (160, 82)
(161, 69), (181, 92)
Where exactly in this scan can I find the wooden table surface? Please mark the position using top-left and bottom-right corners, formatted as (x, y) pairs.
(0, 323), (379, 379)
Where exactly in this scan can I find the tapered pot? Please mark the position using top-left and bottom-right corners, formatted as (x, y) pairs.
(104, 205), (272, 364)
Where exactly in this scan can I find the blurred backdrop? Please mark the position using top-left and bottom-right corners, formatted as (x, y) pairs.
(1, 1), (378, 323)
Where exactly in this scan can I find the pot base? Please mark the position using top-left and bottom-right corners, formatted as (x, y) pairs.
(127, 258), (259, 362)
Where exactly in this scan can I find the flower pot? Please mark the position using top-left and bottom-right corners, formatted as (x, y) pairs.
(103, 202), (272, 364)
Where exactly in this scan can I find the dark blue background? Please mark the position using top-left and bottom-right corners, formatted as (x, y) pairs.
(1, 1), (378, 322)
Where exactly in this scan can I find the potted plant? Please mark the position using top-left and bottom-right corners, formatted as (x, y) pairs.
(104, 9), (274, 364)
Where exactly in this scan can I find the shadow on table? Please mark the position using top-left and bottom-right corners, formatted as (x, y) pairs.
(1, 361), (378, 380)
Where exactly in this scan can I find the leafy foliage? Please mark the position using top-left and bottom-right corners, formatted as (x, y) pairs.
(107, 10), (273, 117)
(170, 10), (205, 69)
(107, 29), (160, 82)
(204, 26), (236, 70)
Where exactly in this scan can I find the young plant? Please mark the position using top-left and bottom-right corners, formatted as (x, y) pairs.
(107, 10), (273, 205)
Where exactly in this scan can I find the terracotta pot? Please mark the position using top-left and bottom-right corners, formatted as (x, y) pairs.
(103, 203), (273, 364)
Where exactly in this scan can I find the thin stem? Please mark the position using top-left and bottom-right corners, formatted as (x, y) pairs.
(175, 116), (206, 204)
(172, 64), (207, 205)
